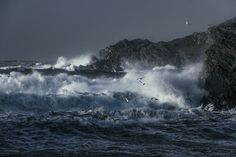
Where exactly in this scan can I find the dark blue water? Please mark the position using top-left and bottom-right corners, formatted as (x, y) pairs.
(0, 61), (236, 156)
(1, 109), (236, 156)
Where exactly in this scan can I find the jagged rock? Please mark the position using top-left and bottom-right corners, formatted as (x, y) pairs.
(80, 17), (236, 110)
(200, 17), (236, 110)
(80, 31), (212, 72)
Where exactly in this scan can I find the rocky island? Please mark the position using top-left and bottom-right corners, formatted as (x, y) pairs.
(81, 17), (236, 110)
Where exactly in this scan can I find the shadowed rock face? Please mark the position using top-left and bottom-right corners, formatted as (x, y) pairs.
(84, 32), (212, 72)
(201, 18), (236, 110)
(82, 17), (236, 110)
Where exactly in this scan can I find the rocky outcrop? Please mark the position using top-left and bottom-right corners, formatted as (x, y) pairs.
(81, 17), (236, 110)
(81, 32), (212, 72)
(200, 18), (236, 110)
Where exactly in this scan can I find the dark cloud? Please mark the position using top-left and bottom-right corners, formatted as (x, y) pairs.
(0, 0), (236, 61)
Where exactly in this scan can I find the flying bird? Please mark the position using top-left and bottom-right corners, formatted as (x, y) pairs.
(138, 80), (145, 86)
(185, 20), (191, 26)
(136, 76), (146, 85)
(151, 97), (159, 101)
(124, 97), (129, 103)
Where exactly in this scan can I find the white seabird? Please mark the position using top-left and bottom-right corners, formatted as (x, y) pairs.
(186, 20), (191, 26)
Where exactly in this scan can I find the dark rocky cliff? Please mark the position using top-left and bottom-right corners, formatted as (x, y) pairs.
(81, 17), (236, 110)
(81, 31), (212, 72)
(200, 18), (236, 110)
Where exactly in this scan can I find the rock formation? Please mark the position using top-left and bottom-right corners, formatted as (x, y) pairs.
(81, 32), (212, 72)
(200, 18), (236, 110)
(82, 17), (236, 110)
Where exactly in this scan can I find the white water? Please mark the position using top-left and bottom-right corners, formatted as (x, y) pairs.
(0, 62), (204, 110)
(53, 55), (92, 71)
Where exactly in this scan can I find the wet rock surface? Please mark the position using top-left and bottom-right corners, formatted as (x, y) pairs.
(84, 17), (236, 110)
(82, 32), (212, 72)
(201, 18), (236, 110)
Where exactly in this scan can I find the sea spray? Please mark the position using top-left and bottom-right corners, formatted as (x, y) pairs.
(54, 55), (92, 71)
(0, 62), (204, 112)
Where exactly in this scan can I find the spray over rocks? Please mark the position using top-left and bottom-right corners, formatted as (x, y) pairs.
(0, 18), (236, 111)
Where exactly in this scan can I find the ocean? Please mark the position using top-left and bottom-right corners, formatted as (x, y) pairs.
(0, 59), (236, 157)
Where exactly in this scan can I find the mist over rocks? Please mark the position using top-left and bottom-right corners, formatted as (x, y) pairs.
(82, 17), (236, 110)
(0, 18), (235, 110)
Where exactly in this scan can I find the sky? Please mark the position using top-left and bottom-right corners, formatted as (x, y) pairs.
(0, 0), (236, 61)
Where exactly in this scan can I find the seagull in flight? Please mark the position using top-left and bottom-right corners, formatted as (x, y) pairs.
(151, 97), (159, 101)
(137, 77), (145, 86)
(138, 80), (145, 86)
(185, 20), (191, 26)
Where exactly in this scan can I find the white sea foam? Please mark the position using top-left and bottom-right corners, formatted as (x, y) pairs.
(0, 62), (204, 109)
(32, 63), (52, 69)
(152, 64), (176, 71)
(0, 65), (22, 70)
(53, 55), (91, 71)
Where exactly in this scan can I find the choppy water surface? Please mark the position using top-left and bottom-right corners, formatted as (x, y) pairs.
(0, 60), (236, 157)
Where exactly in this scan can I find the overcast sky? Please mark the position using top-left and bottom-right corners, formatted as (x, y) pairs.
(0, 0), (236, 61)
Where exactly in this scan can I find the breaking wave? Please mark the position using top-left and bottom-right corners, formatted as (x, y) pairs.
(0, 55), (92, 72)
(53, 55), (92, 71)
(1, 59), (236, 157)
(0, 60), (204, 115)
